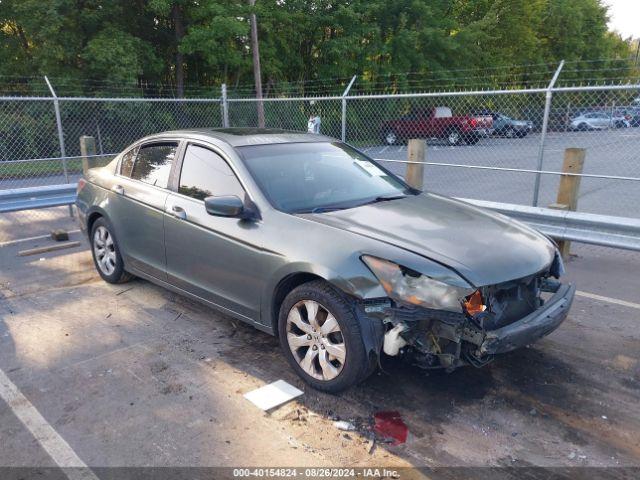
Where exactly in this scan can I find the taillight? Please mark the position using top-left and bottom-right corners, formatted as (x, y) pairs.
(469, 118), (477, 128)
(77, 178), (86, 194)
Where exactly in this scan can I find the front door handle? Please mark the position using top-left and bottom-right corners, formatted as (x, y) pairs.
(169, 205), (187, 220)
(112, 184), (124, 195)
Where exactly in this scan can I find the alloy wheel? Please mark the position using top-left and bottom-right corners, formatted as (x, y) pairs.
(448, 130), (460, 145)
(385, 131), (397, 145)
(93, 226), (117, 275)
(286, 300), (346, 381)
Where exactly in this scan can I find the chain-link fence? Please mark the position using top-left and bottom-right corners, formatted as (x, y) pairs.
(1, 75), (640, 243)
(227, 85), (640, 221)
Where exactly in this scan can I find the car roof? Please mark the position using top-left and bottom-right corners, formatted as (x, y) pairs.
(145, 128), (335, 147)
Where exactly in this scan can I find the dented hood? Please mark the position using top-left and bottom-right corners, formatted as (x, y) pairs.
(301, 193), (555, 287)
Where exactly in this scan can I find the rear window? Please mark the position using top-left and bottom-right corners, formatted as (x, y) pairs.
(119, 147), (138, 178)
(434, 107), (452, 118)
(128, 142), (178, 188)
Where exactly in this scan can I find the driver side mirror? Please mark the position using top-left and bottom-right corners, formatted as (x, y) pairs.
(204, 195), (248, 218)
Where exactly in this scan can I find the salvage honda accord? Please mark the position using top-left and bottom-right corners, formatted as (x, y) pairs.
(76, 128), (575, 392)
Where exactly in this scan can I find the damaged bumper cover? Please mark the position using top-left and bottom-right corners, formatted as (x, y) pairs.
(480, 283), (576, 355)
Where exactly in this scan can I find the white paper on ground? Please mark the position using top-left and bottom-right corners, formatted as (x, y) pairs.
(243, 380), (304, 411)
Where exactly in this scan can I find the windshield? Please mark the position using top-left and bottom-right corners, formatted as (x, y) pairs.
(238, 142), (414, 213)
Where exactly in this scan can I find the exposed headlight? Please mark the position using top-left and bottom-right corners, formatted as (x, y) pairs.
(362, 255), (477, 312)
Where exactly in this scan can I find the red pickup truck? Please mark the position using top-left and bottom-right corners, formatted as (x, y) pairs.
(381, 107), (493, 146)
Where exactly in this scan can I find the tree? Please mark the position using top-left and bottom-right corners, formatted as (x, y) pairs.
(0, 0), (634, 96)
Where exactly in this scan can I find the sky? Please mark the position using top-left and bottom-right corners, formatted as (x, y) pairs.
(604, 0), (639, 39)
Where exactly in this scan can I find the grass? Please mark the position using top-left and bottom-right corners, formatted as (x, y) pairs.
(0, 157), (113, 181)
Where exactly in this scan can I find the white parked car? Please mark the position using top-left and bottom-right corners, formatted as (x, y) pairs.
(570, 112), (630, 130)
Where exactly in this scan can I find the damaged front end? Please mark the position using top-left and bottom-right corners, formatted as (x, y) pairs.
(360, 253), (575, 371)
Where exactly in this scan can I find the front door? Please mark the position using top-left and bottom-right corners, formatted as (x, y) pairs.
(164, 143), (267, 321)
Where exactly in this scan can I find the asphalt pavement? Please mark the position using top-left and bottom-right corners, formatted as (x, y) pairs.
(0, 229), (638, 476)
(361, 128), (640, 218)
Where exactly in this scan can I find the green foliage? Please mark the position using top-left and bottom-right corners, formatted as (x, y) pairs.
(0, 0), (634, 95)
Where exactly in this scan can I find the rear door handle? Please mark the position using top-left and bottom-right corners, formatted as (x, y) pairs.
(169, 205), (187, 220)
(111, 185), (124, 195)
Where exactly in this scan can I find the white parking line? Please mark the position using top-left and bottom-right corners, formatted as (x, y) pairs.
(576, 290), (640, 310)
(0, 368), (98, 480)
(380, 146), (389, 153)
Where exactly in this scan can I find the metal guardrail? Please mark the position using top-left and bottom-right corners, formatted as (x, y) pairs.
(0, 184), (76, 213)
(460, 198), (640, 252)
(2, 181), (638, 252)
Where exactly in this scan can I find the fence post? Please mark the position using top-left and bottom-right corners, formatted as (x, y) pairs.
(405, 139), (426, 189)
(80, 136), (96, 174)
(44, 76), (73, 217)
(532, 60), (564, 207)
(548, 147), (586, 258)
(341, 75), (357, 142)
(221, 83), (230, 128)
(95, 120), (104, 154)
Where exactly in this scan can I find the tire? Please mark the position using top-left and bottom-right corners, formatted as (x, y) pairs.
(504, 127), (515, 138)
(383, 129), (399, 145)
(278, 280), (372, 393)
(578, 123), (589, 131)
(90, 217), (133, 284)
(446, 129), (462, 146)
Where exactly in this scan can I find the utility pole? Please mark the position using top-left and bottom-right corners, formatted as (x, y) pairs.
(248, 0), (265, 128)
(172, 4), (185, 98)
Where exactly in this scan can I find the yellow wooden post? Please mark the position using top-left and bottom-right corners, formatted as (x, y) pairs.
(405, 139), (426, 189)
(79, 135), (96, 174)
(548, 147), (586, 258)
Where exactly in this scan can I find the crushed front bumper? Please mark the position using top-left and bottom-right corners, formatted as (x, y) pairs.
(480, 283), (576, 355)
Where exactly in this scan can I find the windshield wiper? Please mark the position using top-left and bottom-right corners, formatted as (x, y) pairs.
(357, 194), (409, 206)
(309, 205), (351, 214)
(297, 194), (409, 214)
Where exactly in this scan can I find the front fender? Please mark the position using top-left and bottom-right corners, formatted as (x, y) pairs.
(261, 255), (387, 322)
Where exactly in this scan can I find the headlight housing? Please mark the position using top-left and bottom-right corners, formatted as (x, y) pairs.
(362, 255), (477, 312)
(550, 249), (565, 278)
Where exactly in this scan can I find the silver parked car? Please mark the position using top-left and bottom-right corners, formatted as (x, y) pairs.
(76, 128), (575, 392)
(570, 111), (630, 130)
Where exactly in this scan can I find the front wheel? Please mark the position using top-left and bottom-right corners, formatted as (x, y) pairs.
(383, 129), (399, 145)
(278, 280), (373, 393)
(446, 129), (462, 146)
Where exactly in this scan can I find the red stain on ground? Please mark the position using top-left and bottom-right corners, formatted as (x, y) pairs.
(374, 411), (408, 445)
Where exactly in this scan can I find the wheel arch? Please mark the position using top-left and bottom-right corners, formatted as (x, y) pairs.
(86, 207), (109, 236)
(269, 272), (326, 334)
(265, 260), (383, 336)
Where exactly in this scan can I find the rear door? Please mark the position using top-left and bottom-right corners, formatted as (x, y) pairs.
(596, 112), (610, 128)
(164, 142), (266, 321)
(109, 140), (179, 280)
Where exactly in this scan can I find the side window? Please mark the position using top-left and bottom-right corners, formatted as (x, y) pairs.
(178, 145), (245, 201)
(119, 147), (138, 177)
(130, 143), (177, 188)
